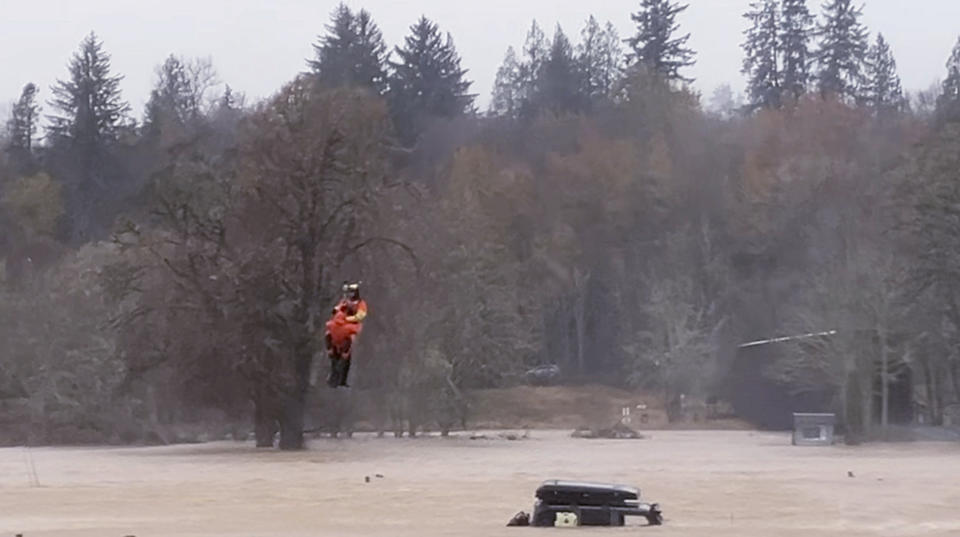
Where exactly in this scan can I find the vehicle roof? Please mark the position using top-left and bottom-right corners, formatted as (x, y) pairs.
(538, 480), (639, 493)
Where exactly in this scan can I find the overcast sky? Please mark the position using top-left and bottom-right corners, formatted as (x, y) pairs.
(2, 0), (959, 121)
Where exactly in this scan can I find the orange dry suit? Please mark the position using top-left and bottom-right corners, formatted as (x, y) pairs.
(325, 298), (368, 359)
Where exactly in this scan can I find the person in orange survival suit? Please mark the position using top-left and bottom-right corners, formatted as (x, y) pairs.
(325, 281), (368, 388)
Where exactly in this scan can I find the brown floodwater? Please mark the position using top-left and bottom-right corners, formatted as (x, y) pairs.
(2, 430), (959, 536)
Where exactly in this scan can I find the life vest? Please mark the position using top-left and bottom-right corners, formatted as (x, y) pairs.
(325, 298), (368, 346)
(340, 298), (368, 323)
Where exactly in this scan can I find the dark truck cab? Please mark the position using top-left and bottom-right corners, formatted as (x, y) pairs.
(531, 480), (664, 527)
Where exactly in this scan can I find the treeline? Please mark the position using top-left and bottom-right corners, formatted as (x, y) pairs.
(2, 0), (960, 448)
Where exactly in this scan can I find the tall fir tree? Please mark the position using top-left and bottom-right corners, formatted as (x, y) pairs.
(780, 0), (815, 101)
(863, 33), (904, 115)
(209, 84), (244, 133)
(218, 85), (241, 112)
(308, 3), (388, 95)
(508, 20), (550, 118)
(143, 55), (215, 134)
(814, 0), (869, 102)
(490, 18), (619, 118)
(5, 83), (40, 154)
(352, 10), (390, 94)
(578, 17), (625, 102)
(741, 0), (782, 110)
(937, 37), (960, 122)
(535, 25), (584, 114)
(520, 20), (549, 100)
(47, 32), (130, 148)
(388, 16), (475, 143)
(625, 0), (697, 82)
(490, 47), (522, 117)
(308, 4), (355, 82)
(46, 32), (131, 241)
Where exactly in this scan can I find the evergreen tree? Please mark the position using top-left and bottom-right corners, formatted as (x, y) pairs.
(144, 55), (215, 133)
(815, 0), (869, 102)
(578, 17), (625, 102)
(491, 18), (614, 118)
(520, 20), (549, 100)
(388, 16), (475, 143)
(352, 10), (390, 94)
(625, 0), (697, 82)
(780, 0), (815, 101)
(863, 33), (904, 115)
(219, 85), (240, 112)
(308, 4), (355, 82)
(602, 22), (626, 98)
(506, 20), (551, 118)
(308, 3), (388, 95)
(937, 37), (960, 121)
(708, 83), (741, 118)
(47, 32), (130, 147)
(46, 32), (131, 241)
(535, 25), (584, 114)
(5, 83), (40, 154)
(209, 85), (245, 136)
(215, 85), (245, 119)
(742, 0), (782, 110)
(490, 47), (522, 117)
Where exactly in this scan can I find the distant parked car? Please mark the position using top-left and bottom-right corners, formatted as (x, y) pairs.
(523, 364), (561, 386)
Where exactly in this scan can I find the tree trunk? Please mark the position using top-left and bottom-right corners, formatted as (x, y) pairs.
(860, 351), (874, 438)
(572, 271), (590, 377)
(844, 371), (864, 445)
(933, 371), (945, 426)
(574, 308), (586, 377)
(278, 333), (315, 451)
(253, 395), (278, 448)
(920, 357), (938, 425)
(921, 359), (932, 424)
(950, 359), (960, 405)
(278, 394), (306, 450)
(879, 329), (890, 435)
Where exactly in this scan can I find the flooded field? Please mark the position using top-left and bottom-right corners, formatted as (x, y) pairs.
(2, 430), (959, 537)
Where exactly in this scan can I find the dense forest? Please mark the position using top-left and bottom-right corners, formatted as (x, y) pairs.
(2, 0), (960, 449)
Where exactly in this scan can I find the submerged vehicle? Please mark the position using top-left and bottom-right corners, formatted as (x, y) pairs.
(522, 480), (664, 527)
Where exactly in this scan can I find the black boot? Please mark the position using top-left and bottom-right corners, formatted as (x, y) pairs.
(327, 356), (340, 388)
(339, 359), (351, 388)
